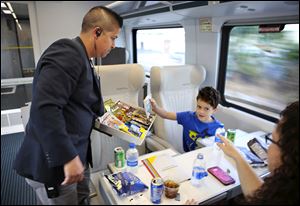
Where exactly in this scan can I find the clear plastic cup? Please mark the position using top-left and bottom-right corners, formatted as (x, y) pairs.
(164, 180), (180, 199)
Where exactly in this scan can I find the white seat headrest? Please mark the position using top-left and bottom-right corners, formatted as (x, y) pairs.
(94, 64), (145, 96)
(150, 65), (206, 92)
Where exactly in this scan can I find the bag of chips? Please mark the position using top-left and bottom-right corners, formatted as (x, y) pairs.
(105, 172), (148, 197)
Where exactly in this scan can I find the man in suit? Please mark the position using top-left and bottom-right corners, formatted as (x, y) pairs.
(13, 6), (123, 205)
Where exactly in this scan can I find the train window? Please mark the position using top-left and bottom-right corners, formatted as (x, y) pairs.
(219, 23), (299, 122)
(135, 27), (185, 74)
(1, 2), (34, 110)
(1, 2), (35, 79)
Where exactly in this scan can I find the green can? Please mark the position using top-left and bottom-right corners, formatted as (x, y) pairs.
(227, 129), (236, 143)
(114, 147), (125, 168)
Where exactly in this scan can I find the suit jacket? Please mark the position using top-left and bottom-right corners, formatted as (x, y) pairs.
(13, 37), (104, 185)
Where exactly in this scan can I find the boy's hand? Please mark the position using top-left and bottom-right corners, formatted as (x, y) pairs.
(150, 98), (158, 112)
(149, 98), (176, 120)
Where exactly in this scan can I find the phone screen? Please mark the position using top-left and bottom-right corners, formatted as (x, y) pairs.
(247, 138), (268, 162)
(250, 142), (267, 160)
(237, 146), (264, 164)
(208, 166), (235, 185)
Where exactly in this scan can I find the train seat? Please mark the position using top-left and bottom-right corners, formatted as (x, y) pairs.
(214, 105), (275, 133)
(91, 63), (169, 172)
(150, 64), (206, 153)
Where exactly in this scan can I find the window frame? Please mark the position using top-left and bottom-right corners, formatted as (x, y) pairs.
(132, 25), (185, 77)
(1, 2), (35, 110)
(217, 20), (298, 123)
(1, 2), (35, 80)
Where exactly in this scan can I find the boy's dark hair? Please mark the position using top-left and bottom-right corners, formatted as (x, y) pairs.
(196, 86), (220, 109)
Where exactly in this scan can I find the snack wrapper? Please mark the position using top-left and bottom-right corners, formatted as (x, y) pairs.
(105, 172), (148, 197)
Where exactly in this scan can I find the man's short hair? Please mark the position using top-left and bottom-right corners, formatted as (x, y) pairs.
(196, 86), (220, 109)
(81, 6), (123, 33)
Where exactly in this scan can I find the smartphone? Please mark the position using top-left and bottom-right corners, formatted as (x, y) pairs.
(207, 166), (235, 185)
(247, 138), (268, 164)
(237, 146), (264, 164)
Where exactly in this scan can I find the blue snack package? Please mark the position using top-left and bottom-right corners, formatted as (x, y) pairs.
(105, 172), (148, 197)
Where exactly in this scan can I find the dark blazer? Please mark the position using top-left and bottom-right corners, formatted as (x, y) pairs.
(13, 37), (104, 185)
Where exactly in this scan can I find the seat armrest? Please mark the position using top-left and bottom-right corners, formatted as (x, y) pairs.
(145, 137), (166, 151)
(145, 133), (179, 153)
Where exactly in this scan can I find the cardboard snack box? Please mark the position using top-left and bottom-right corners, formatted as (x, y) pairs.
(94, 100), (156, 145)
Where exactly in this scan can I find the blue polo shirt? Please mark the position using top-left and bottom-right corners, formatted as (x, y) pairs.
(177, 111), (223, 152)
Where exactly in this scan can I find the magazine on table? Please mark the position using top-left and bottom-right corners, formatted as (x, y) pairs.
(141, 153), (190, 183)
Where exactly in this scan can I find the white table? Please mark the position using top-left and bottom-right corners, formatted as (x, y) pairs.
(107, 148), (179, 173)
(92, 130), (269, 205)
(197, 129), (267, 148)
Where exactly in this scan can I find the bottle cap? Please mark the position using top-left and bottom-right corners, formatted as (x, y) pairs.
(197, 153), (204, 159)
(129, 142), (135, 148)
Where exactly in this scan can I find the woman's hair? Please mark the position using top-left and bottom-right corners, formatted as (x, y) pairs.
(245, 101), (299, 205)
(196, 86), (220, 109)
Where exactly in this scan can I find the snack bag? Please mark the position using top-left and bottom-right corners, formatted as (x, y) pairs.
(105, 172), (148, 197)
(143, 95), (152, 118)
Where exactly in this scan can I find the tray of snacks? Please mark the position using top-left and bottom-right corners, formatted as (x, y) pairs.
(94, 99), (156, 145)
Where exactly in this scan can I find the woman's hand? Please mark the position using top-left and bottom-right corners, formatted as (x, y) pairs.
(217, 134), (242, 161)
(184, 199), (198, 205)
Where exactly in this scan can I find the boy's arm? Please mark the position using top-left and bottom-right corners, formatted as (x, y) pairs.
(150, 98), (176, 120)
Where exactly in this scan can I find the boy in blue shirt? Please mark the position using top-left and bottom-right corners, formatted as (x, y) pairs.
(150, 86), (223, 152)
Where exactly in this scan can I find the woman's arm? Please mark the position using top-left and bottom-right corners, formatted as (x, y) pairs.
(217, 134), (263, 196)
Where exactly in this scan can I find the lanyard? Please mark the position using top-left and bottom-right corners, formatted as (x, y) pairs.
(89, 59), (100, 82)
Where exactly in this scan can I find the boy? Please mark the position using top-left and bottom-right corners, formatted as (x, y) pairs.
(150, 86), (224, 152)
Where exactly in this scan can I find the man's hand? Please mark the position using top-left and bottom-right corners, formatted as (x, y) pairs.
(61, 155), (84, 185)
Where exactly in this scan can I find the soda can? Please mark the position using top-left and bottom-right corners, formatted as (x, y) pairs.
(151, 177), (164, 204)
(227, 129), (236, 143)
(114, 147), (125, 168)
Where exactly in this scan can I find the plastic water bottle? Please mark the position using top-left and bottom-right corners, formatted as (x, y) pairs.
(126, 143), (139, 174)
(191, 153), (207, 187)
(214, 127), (226, 150)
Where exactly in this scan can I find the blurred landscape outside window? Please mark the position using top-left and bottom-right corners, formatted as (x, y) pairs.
(136, 28), (185, 74)
(225, 24), (299, 118)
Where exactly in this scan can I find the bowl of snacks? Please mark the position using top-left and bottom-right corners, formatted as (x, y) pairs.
(164, 179), (180, 199)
